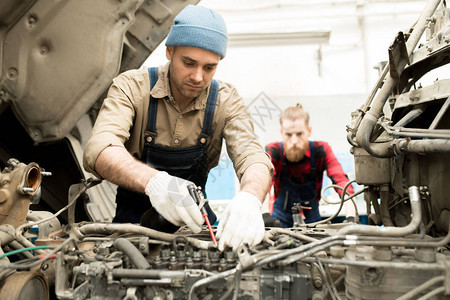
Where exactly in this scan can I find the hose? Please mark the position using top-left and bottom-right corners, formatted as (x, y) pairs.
(394, 139), (450, 154)
(338, 186), (421, 236)
(309, 180), (365, 226)
(417, 287), (445, 300)
(303, 257), (442, 271)
(7, 241), (35, 259)
(188, 267), (238, 300)
(396, 276), (445, 300)
(113, 238), (150, 269)
(379, 184), (394, 226)
(111, 268), (214, 279)
(79, 223), (211, 249)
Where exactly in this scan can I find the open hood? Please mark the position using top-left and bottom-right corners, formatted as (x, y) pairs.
(0, 0), (198, 143)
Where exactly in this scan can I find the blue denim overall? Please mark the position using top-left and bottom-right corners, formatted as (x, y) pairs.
(272, 141), (321, 227)
(113, 67), (217, 229)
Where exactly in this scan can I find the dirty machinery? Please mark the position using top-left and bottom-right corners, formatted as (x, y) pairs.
(1, 0), (450, 299)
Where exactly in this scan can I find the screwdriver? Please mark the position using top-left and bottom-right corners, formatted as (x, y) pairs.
(187, 184), (217, 246)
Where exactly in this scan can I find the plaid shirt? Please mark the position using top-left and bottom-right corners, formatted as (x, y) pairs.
(265, 141), (354, 205)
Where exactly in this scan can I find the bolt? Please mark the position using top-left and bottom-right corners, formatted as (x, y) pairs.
(313, 276), (323, 288)
(7, 68), (18, 79)
(22, 187), (35, 193)
(28, 15), (37, 26)
(40, 45), (49, 55)
(120, 18), (128, 25)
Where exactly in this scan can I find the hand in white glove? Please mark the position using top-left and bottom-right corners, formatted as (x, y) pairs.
(216, 191), (265, 251)
(145, 171), (203, 233)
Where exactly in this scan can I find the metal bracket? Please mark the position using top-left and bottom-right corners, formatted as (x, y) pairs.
(388, 32), (409, 79)
(67, 178), (102, 224)
(445, 260), (450, 295)
(237, 244), (256, 270)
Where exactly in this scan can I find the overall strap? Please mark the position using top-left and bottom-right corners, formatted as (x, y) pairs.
(145, 67), (159, 144)
(309, 141), (316, 177)
(198, 79), (219, 145)
(279, 142), (290, 182)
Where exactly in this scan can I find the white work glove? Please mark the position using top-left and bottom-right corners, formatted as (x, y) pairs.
(216, 191), (265, 251)
(145, 171), (203, 233)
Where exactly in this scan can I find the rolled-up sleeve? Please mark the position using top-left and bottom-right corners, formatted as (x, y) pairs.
(83, 71), (146, 178)
(221, 87), (274, 180)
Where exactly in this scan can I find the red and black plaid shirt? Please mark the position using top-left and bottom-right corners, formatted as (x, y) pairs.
(265, 141), (354, 205)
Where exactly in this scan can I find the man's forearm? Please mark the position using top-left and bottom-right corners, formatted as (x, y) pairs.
(95, 146), (158, 193)
(240, 163), (272, 201)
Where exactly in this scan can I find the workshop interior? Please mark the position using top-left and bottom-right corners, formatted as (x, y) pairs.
(0, 0), (450, 299)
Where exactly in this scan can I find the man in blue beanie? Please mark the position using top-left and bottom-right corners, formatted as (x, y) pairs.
(83, 5), (273, 252)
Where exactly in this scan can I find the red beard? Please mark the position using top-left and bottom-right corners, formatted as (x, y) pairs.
(285, 144), (307, 162)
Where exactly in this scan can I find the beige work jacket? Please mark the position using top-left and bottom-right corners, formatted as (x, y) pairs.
(83, 62), (273, 180)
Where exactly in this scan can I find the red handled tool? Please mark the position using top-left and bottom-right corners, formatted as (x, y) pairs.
(188, 184), (217, 246)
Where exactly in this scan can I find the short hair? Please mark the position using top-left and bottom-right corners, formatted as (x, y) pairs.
(280, 103), (310, 126)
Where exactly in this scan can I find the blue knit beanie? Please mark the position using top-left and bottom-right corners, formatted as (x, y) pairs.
(165, 5), (228, 59)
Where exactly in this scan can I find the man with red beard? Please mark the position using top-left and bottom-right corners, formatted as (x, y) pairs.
(265, 104), (355, 227)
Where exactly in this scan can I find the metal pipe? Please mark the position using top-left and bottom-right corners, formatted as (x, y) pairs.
(262, 226), (450, 268)
(79, 223), (211, 249)
(275, 239), (343, 267)
(387, 127), (450, 135)
(55, 254), (72, 300)
(394, 139), (450, 154)
(347, 63), (390, 146)
(367, 190), (382, 225)
(387, 131), (450, 139)
(394, 105), (426, 127)
(338, 186), (421, 236)
(396, 276), (445, 300)
(113, 238), (150, 269)
(353, 222), (450, 248)
(120, 278), (172, 286)
(379, 122), (450, 139)
(255, 235), (343, 267)
(0, 225), (15, 246)
(379, 184), (394, 226)
(355, 0), (442, 157)
(264, 228), (318, 243)
(6, 241), (35, 259)
(302, 257), (442, 271)
(112, 268), (188, 279)
(429, 96), (450, 129)
(407, 153), (420, 188)
(417, 287), (445, 300)
(188, 267), (238, 300)
(262, 224), (450, 273)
